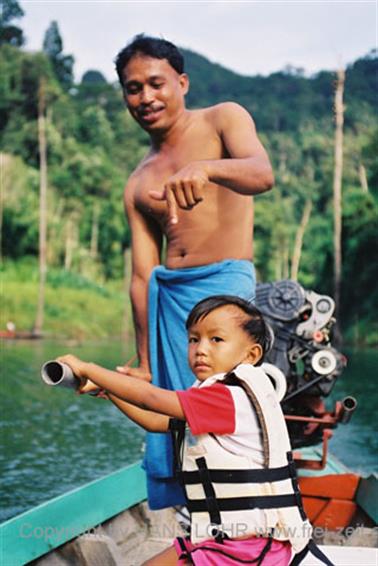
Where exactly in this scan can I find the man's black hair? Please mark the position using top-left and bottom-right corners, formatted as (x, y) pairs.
(115, 34), (185, 86)
(186, 295), (273, 364)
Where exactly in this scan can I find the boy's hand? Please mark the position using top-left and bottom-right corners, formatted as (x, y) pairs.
(56, 355), (108, 398)
(79, 378), (106, 397)
(56, 354), (88, 381)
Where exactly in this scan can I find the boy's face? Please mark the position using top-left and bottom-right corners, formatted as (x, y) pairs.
(188, 306), (262, 381)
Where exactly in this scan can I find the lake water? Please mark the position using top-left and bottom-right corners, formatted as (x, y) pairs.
(0, 341), (377, 523)
(0, 339), (145, 522)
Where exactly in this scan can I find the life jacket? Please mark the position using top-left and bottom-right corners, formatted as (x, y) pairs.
(170, 363), (334, 565)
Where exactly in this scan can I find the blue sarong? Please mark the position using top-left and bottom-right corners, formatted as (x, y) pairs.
(146, 259), (256, 509)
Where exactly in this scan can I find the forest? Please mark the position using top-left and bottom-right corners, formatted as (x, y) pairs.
(1, 0), (377, 344)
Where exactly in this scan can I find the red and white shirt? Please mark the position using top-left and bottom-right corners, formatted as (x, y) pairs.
(177, 380), (265, 467)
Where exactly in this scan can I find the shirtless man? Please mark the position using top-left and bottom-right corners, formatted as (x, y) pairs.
(115, 35), (274, 508)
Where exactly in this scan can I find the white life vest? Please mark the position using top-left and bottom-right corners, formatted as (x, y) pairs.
(171, 364), (312, 552)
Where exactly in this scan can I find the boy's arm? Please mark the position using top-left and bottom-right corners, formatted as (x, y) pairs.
(57, 355), (185, 420)
(107, 394), (169, 432)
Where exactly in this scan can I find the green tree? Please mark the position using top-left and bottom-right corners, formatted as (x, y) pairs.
(42, 21), (74, 88)
(362, 127), (378, 195)
(79, 106), (114, 149)
(0, 0), (24, 46)
(1, 48), (62, 167)
(81, 70), (107, 84)
(341, 189), (378, 341)
(1, 153), (39, 258)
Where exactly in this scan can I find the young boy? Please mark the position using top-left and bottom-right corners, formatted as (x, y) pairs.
(58, 296), (313, 565)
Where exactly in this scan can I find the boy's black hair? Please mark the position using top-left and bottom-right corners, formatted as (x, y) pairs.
(115, 34), (185, 86)
(186, 295), (273, 364)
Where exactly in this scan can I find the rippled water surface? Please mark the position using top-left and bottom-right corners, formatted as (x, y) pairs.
(328, 348), (378, 474)
(0, 339), (145, 522)
(0, 342), (377, 522)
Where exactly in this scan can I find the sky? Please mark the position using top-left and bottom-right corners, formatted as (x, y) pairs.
(20, 0), (377, 82)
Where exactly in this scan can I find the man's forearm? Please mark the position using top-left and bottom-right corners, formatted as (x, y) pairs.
(205, 157), (274, 195)
(130, 276), (150, 370)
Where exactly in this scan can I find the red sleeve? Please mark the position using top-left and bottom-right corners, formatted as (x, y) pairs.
(177, 383), (235, 435)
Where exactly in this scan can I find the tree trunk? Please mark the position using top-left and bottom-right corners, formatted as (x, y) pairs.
(0, 153), (14, 262)
(291, 199), (312, 281)
(64, 216), (76, 271)
(33, 79), (48, 336)
(0, 153), (6, 264)
(90, 201), (100, 260)
(275, 252), (282, 281)
(47, 198), (64, 265)
(358, 163), (368, 193)
(333, 68), (345, 342)
(282, 242), (289, 280)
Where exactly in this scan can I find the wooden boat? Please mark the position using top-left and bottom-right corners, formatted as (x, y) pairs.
(2, 389), (374, 566)
(1, 447), (377, 565)
(0, 329), (42, 340)
(1, 281), (375, 564)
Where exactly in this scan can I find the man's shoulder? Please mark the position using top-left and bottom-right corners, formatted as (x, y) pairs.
(131, 151), (154, 178)
(124, 168), (144, 207)
(198, 102), (252, 131)
(203, 101), (250, 117)
(123, 171), (137, 197)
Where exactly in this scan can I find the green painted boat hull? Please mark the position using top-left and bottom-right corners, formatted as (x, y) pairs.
(0, 462), (146, 566)
(1, 451), (376, 566)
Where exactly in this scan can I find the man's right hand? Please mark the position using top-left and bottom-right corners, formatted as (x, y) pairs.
(149, 162), (207, 225)
(116, 365), (152, 382)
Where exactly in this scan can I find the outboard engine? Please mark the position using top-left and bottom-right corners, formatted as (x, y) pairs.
(255, 280), (353, 453)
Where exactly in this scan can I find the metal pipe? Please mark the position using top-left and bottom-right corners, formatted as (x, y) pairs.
(338, 396), (357, 424)
(41, 360), (79, 389)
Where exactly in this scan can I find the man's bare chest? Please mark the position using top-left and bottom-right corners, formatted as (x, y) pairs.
(133, 132), (223, 217)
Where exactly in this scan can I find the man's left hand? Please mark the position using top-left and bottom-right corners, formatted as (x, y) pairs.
(116, 365), (152, 382)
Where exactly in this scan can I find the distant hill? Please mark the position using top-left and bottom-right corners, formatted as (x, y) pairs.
(182, 48), (378, 132)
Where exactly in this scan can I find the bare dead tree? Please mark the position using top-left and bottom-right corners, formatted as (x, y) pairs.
(291, 199), (312, 281)
(0, 153), (9, 264)
(282, 242), (289, 280)
(33, 79), (48, 336)
(64, 215), (77, 271)
(90, 201), (100, 260)
(333, 68), (345, 342)
(47, 198), (64, 264)
(358, 163), (369, 193)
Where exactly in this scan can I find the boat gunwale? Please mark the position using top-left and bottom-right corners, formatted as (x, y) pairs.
(0, 461), (147, 566)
